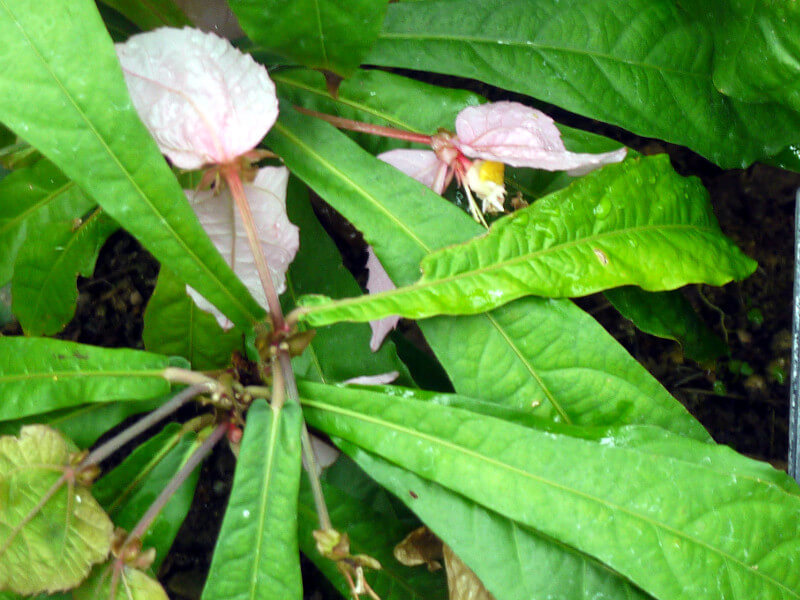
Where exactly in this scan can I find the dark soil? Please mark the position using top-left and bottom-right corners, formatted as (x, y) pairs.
(5, 105), (798, 599)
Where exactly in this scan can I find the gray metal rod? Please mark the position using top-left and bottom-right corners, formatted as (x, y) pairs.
(789, 188), (800, 481)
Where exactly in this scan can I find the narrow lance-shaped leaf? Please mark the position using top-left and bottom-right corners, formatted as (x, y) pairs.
(0, 159), (94, 287)
(0, 337), (173, 421)
(343, 444), (652, 600)
(298, 156), (756, 326)
(368, 0), (800, 168)
(202, 400), (303, 600)
(283, 177), (412, 385)
(604, 287), (727, 362)
(94, 423), (201, 572)
(0, 399), (163, 449)
(12, 210), (117, 336)
(268, 105), (710, 439)
(0, 426), (113, 595)
(0, 0), (264, 328)
(301, 383), (800, 600)
(230, 0), (388, 78)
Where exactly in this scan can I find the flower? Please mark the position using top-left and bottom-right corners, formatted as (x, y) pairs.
(116, 27), (278, 170)
(186, 166), (299, 329)
(378, 101), (627, 223)
(365, 247), (401, 351)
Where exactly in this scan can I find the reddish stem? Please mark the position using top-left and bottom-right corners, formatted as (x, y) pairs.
(222, 165), (286, 328)
(294, 107), (433, 145)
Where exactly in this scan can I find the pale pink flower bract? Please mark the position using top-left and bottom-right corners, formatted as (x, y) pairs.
(186, 166), (299, 329)
(116, 27), (278, 170)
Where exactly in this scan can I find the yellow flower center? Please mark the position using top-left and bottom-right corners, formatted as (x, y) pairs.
(478, 161), (504, 186)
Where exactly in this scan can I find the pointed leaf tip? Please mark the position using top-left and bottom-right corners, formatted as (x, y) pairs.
(116, 27), (278, 169)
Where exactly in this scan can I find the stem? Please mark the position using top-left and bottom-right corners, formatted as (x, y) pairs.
(122, 422), (227, 547)
(222, 165), (285, 327)
(162, 367), (221, 390)
(294, 107), (433, 145)
(225, 162), (335, 533)
(80, 384), (209, 469)
(281, 351), (332, 531)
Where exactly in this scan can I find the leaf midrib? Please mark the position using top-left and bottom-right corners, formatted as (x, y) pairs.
(0, 180), (74, 237)
(0, 369), (165, 384)
(274, 117), (574, 421)
(377, 31), (708, 81)
(305, 221), (724, 317)
(303, 397), (799, 598)
(0, 1), (259, 325)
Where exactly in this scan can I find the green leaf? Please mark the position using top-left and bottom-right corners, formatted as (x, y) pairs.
(299, 156), (756, 325)
(0, 337), (172, 421)
(687, 1), (800, 113)
(97, 0), (189, 31)
(12, 210), (117, 336)
(0, 159), (94, 287)
(0, 399), (161, 448)
(268, 106), (710, 439)
(0, 0), (264, 329)
(368, 0), (800, 168)
(73, 562), (168, 600)
(0, 426), (113, 595)
(230, 0), (388, 77)
(202, 400), (303, 600)
(344, 445), (652, 600)
(143, 266), (243, 371)
(274, 67), (483, 155)
(93, 423), (200, 571)
(301, 384), (800, 600)
(283, 177), (412, 385)
(605, 287), (727, 362)
(298, 460), (448, 600)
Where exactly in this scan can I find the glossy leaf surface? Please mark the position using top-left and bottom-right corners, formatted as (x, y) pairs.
(202, 400), (303, 600)
(283, 178), (411, 385)
(301, 384), (800, 600)
(0, 426), (112, 594)
(299, 156), (756, 325)
(0, 337), (171, 420)
(0, 159), (93, 287)
(268, 107), (709, 439)
(605, 287), (727, 362)
(93, 423), (199, 571)
(12, 211), (117, 336)
(0, 399), (161, 448)
(368, 0), (800, 167)
(73, 562), (168, 600)
(346, 446), (651, 600)
(97, 0), (189, 31)
(0, 0), (264, 328)
(143, 267), (242, 371)
(688, 1), (800, 113)
(230, 0), (388, 77)
(297, 459), (448, 599)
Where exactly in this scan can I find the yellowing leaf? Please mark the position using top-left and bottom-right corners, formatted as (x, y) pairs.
(0, 426), (112, 594)
(73, 561), (168, 600)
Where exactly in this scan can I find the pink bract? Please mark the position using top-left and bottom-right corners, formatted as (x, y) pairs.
(454, 101), (626, 173)
(186, 166), (299, 329)
(116, 27), (278, 170)
(377, 149), (452, 194)
(365, 247), (401, 352)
